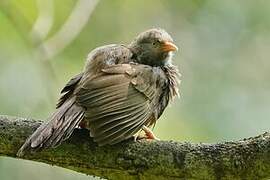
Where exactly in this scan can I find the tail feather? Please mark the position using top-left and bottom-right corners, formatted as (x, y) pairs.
(17, 97), (84, 157)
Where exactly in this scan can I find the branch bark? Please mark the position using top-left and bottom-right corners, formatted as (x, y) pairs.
(0, 115), (269, 180)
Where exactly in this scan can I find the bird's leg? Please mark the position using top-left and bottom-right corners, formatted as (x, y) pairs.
(134, 126), (160, 141)
(133, 129), (143, 142)
(142, 125), (160, 140)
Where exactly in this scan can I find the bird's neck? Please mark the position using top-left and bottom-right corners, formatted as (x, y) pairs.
(127, 44), (148, 64)
(161, 64), (180, 101)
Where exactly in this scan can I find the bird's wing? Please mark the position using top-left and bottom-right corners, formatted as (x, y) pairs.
(56, 73), (83, 108)
(76, 64), (164, 146)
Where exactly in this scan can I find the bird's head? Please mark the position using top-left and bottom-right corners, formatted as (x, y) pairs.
(129, 28), (178, 66)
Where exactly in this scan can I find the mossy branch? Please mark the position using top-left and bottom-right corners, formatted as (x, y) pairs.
(0, 115), (269, 179)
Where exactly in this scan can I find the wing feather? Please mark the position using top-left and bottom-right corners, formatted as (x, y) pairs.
(76, 64), (163, 145)
(90, 103), (148, 136)
(95, 110), (149, 145)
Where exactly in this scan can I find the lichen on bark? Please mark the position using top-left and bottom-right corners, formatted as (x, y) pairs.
(0, 115), (270, 179)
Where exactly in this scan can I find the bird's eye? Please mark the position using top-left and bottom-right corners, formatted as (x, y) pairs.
(152, 42), (156, 46)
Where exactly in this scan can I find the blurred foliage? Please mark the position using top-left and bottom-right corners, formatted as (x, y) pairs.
(0, 0), (270, 179)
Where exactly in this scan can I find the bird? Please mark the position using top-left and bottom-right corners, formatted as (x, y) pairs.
(17, 28), (180, 157)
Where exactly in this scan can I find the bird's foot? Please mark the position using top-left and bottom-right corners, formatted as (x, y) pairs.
(142, 125), (160, 140)
(134, 126), (160, 141)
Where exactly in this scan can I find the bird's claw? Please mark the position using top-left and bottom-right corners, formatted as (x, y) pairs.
(134, 125), (160, 141)
(142, 125), (160, 140)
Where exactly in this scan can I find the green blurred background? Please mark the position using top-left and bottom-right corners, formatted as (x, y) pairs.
(0, 0), (270, 179)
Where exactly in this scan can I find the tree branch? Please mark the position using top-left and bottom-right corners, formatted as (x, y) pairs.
(0, 115), (269, 179)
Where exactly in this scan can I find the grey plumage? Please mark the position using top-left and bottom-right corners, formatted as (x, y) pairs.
(17, 28), (180, 157)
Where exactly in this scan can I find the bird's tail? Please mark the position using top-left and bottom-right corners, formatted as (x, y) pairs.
(17, 96), (84, 157)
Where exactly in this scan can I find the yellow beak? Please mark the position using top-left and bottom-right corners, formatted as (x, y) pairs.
(161, 41), (178, 52)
